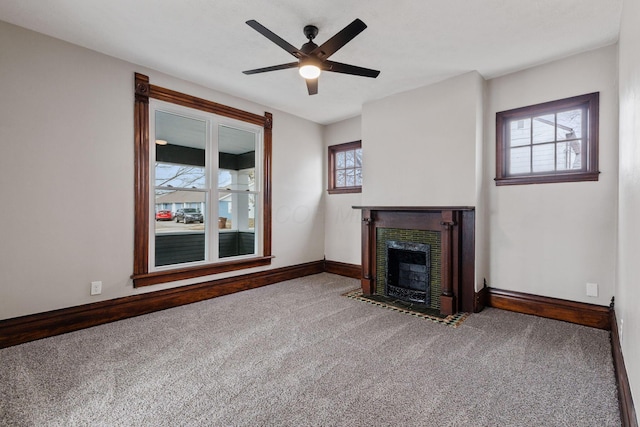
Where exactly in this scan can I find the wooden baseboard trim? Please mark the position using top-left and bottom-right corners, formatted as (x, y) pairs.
(475, 286), (489, 313)
(0, 260), (324, 349)
(610, 309), (638, 427)
(324, 260), (361, 279)
(486, 287), (610, 330)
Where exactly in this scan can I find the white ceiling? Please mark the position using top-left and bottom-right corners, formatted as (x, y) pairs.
(0, 0), (622, 125)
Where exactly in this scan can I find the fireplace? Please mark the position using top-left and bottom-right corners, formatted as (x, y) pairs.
(355, 206), (476, 315)
(385, 241), (431, 305)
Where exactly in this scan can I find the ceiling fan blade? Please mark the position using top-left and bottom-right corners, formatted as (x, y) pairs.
(306, 78), (318, 95)
(323, 60), (380, 78)
(243, 62), (299, 75)
(246, 20), (305, 58)
(311, 19), (367, 60)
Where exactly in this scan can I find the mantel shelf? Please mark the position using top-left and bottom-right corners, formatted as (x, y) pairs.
(353, 206), (475, 211)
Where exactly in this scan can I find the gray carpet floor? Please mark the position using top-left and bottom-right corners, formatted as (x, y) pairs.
(0, 273), (621, 426)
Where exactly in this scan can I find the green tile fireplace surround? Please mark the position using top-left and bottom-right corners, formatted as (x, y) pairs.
(376, 228), (442, 311)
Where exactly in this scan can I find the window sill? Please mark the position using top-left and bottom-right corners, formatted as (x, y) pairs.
(495, 171), (600, 186)
(328, 187), (362, 194)
(132, 256), (273, 287)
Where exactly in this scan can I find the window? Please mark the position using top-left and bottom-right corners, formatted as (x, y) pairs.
(328, 141), (362, 194)
(133, 73), (272, 287)
(495, 92), (599, 185)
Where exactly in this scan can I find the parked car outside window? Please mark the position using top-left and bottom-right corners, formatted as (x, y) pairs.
(175, 208), (203, 224)
(155, 210), (173, 221)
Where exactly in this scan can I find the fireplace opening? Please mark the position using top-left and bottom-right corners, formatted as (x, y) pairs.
(385, 241), (431, 305)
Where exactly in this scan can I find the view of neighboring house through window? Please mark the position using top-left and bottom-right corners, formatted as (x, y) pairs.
(495, 92), (599, 185)
(328, 140), (362, 194)
(151, 102), (261, 268)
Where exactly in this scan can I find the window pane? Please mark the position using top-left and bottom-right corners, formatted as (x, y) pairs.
(532, 114), (555, 144)
(355, 148), (362, 167)
(510, 146), (531, 174)
(556, 140), (583, 170)
(218, 192), (232, 229)
(218, 126), (256, 191)
(154, 192), (206, 267)
(248, 193), (256, 229)
(336, 170), (346, 187)
(346, 169), (355, 187)
(356, 168), (362, 186)
(557, 109), (583, 140)
(155, 111), (206, 189)
(154, 110), (207, 268)
(155, 111), (206, 150)
(218, 169), (232, 189)
(336, 151), (346, 168)
(345, 150), (355, 168)
(219, 192), (256, 258)
(510, 118), (531, 147)
(532, 144), (555, 172)
(245, 169), (256, 192)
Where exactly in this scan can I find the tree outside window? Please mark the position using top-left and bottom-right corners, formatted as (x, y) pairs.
(328, 141), (362, 194)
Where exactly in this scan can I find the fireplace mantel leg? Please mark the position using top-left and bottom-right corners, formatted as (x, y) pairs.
(361, 209), (375, 295)
(440, 210), (457, 315)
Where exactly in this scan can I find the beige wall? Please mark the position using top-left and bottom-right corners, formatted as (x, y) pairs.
(323, 117), (362, 265)
(617, 0), (640, 410)
(0, 21), (325, 320)
(486, 45), (618, 306)
(361, 71), (483, 207)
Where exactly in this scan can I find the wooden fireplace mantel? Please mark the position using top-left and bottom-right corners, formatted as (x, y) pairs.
(353, 206), (475, 212)
(353, 206), (476, 316)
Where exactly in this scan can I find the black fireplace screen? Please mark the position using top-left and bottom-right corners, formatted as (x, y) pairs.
(385, 241), (431, 305)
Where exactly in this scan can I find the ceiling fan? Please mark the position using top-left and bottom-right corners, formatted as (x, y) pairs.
(243, 18), (380, 95)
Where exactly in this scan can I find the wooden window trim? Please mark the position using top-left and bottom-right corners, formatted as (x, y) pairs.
(495, 92), (600, 186)
(328, 140), (362, 194)
(132, 73), (272, 287)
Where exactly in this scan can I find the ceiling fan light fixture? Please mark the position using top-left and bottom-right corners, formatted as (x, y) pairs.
(299, 64), (321, 79)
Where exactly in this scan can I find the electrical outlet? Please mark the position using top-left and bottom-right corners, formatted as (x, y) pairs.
(586, 282), (598, 297)
(90, 281), (102, 296)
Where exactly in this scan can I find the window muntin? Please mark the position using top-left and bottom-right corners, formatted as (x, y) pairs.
(496, 93), (599, 185)
(149, 101), (262, 270)
(328, 140), (362, 194)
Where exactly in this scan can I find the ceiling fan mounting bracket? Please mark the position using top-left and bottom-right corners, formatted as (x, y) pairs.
(303, 25), (318, 41)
